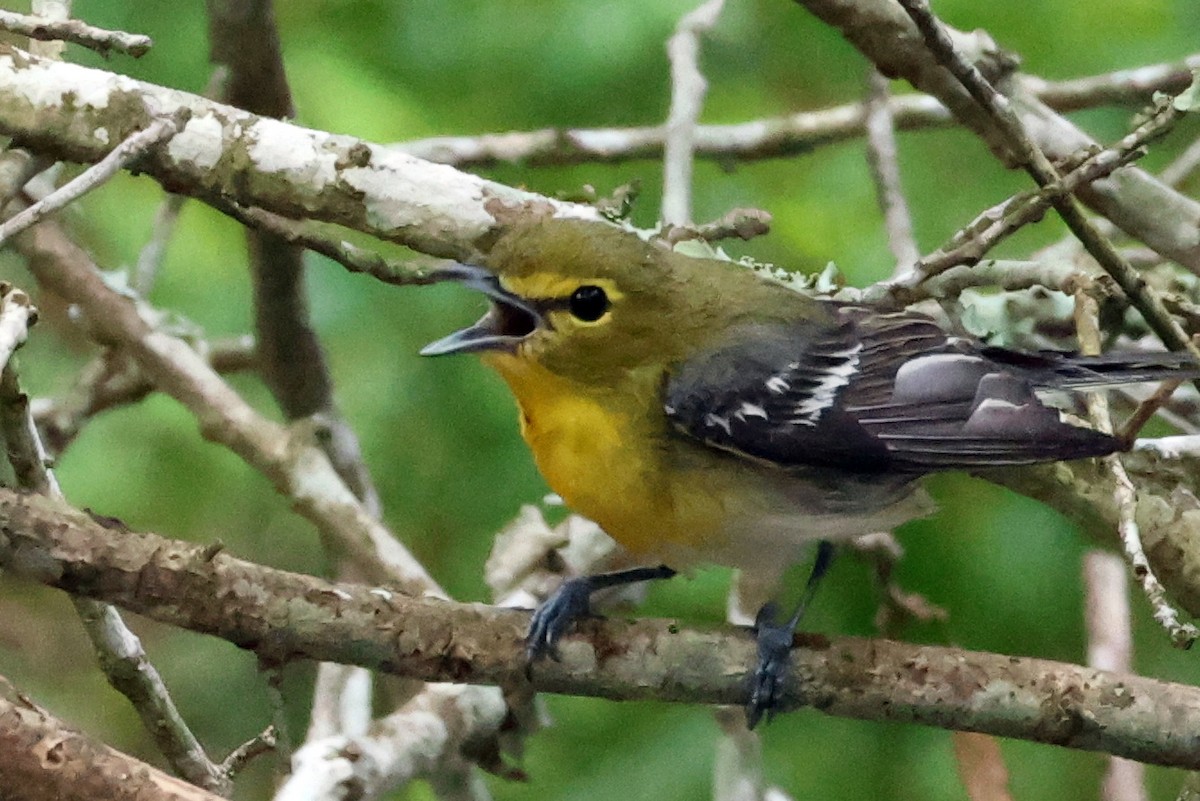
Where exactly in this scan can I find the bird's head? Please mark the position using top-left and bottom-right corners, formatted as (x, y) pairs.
(421, 218), (764, 387)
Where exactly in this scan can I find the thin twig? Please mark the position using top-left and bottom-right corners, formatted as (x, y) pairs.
(394, 56), (1200, 169)
(210, 200), (439, 285)
(864, 70), (920, 275)
(303, 664), (372, 743)
(0, 114), (181, 247)
(859, 257), (1082, 307)
(1108, 454), (1197, 647)
(713, 707), (794, 801)
(220, 725), (277, 777)
(1118, 379), (1185, 445)
(0, 9), (151, 57)
(853, 532), (948, 636)
(1026, 58), (1200, 111)
(129, 66), (229, 297)
(31, 337), (257, 457)
(1160, 135), (1200, 188)
(1075, 288), (1198, 648)
(901, 99), (1177, 287)
(663, 207), (773, 245)
(71, 599), (233, 792)
(720, 567), (792, 801)
(132, 194), (186, 296)
(662, 0), (726, 225)
(1084, 552), (1133, 673)
(953, 732), (1014, 801)
(896, 0), (1200, 368)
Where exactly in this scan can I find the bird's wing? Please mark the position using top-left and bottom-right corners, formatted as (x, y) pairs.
(663, 305), (1118, 473)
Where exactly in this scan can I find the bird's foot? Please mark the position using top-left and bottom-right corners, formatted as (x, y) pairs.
(745, 540), (835, 727)
(525, 575), (596, 663)
(746, 602), (796, 728)
(525, 564), (678, 668)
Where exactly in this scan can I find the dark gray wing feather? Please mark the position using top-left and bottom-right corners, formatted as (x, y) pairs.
(664, 305), (1123, 474)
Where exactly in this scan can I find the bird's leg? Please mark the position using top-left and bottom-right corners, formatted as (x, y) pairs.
(526, 564), (678, 662)
(746, 540), (836, 728)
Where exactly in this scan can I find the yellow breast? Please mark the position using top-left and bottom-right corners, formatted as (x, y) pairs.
(482, 353), (682, 557)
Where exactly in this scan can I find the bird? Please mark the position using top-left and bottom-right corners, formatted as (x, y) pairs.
(420, 216), (1199, 726)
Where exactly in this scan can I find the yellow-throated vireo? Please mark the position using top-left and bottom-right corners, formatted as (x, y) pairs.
(422, 217), (1199, 725)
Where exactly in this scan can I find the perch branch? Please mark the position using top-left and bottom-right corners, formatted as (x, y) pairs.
(3, 488), (1200, 771)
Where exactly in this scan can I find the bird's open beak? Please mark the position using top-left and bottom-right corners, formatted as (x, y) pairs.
(420, 263), (543, 356)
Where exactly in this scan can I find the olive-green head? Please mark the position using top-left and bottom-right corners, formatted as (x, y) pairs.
(421, 217), (803, 387)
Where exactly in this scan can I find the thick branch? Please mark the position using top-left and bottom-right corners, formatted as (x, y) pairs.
(3, 488), (1200, 769)
(0, 46), (599, 261)
(0, 674), (222, 801)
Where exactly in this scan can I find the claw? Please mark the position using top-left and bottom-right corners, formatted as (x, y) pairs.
(746, 603), (795, 728)
(525, 576), (595, 664)
(523, 565), (678, 670)
(744, 542), (835, 727)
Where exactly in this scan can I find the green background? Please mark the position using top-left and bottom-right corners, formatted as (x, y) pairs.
(2, 0), (1199, 799)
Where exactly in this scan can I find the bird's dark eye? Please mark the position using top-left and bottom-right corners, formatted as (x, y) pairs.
(568, 285), (610, 322)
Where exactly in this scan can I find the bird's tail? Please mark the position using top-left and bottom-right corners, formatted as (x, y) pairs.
(978, 347), (1200, 390)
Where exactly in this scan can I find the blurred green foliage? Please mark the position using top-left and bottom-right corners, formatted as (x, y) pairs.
(2, 0), (1199, 799)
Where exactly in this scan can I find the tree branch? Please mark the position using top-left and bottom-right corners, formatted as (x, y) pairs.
(0, 45), (600, 261)
(30, 338), (257, 457)
(0, 113), (181, 247)
(895, 0), (1198, 372)
(0, 291), (232, 790)
(863, 69), (919, 274)
(793, 0), (1200, 273)
(393, 56), (1199, 169)
(3, 488), (1200, 770)
(0, 673), (224, 801)
(12, 212), (437, 591)
(662, 0), (725, 225)
(0, 9), (151, 58)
